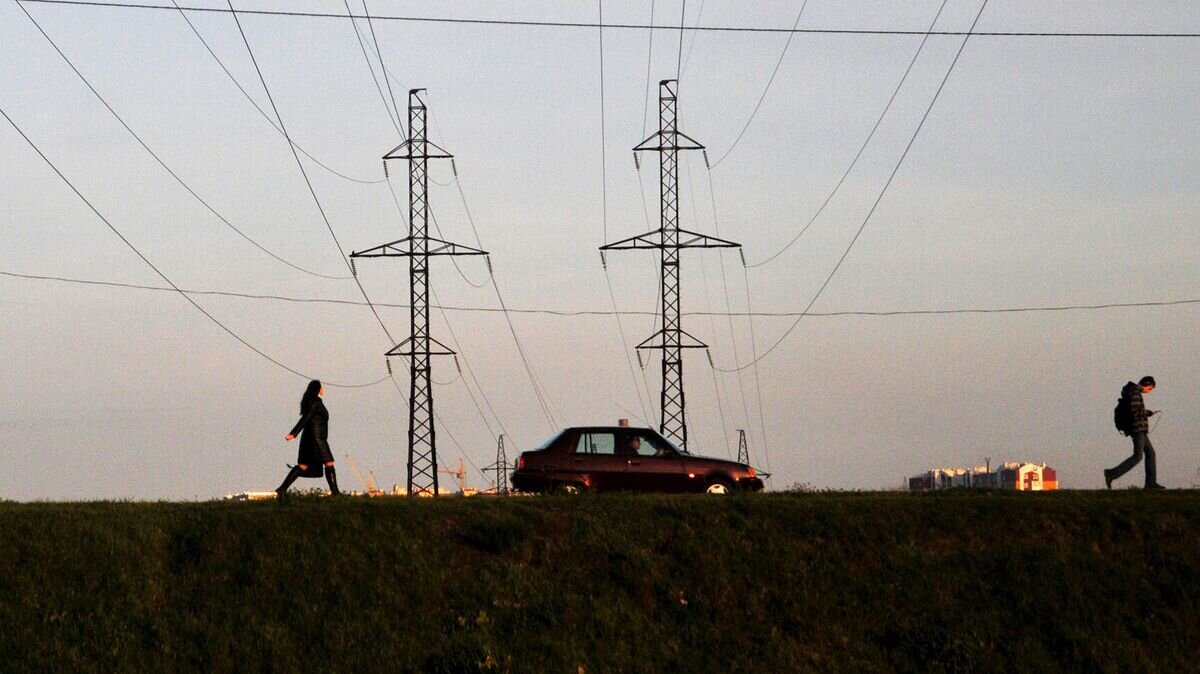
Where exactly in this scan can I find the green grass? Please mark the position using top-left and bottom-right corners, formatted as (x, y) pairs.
(1, 491), (1198, 672)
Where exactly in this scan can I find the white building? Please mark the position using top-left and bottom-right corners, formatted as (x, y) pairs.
(909, 462), (1059, 491)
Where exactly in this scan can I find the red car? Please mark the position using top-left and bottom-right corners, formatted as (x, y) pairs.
(511, 426), (764, 494)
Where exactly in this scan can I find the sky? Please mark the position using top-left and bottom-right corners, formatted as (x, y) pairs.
(1, 0), (1198, 500)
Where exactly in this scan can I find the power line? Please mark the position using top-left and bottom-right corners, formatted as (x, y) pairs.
(747, 0), (950, 268)
(692, 158), (752, 450)
(640, 1), (656, 140)
(741, 264), (771, 473)
(0, 105), (388, 389)
(708, 0), (809, 168)
(225, 0), (397, 344)
(678, 0), (704, 78)
(675, 0), (686, 81)
(169, 0), (386, 185)
(486, 265), (560, 431)
(427, 113), (561, 430)
(695, 214), (733, 457)
(15, 0), (353, 280)
(600, 0), (654, 427)
(715, 0), (992, 373)
(22, 1), (1200, 38)
(428, 287), (512, 442)
(341, 0), (403, 138)
(428, 207), (490, 289)
(361, 0), (404, 136)
(9, 270), (1200, 320)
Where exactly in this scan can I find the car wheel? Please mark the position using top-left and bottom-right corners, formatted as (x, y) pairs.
(705, 479), (733, 495)
(550, 482), (583, 495)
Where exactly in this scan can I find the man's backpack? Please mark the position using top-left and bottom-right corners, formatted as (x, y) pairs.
(1113, 395), (1134, 436)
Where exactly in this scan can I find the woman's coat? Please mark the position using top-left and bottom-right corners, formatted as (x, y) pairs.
(289, 398), (333, 468)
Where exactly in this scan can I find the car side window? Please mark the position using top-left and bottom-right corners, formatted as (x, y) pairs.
(631, 434), (659, 457)
(574, 432), (616, 455)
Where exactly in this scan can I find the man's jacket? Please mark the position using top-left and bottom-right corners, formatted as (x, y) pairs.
(1122, 381), (1151, 434)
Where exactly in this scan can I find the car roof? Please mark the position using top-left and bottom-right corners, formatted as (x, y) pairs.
(566, 426), (657, 433)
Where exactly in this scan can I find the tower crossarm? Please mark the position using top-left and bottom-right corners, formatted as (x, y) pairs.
(384, 139), (453, 161)
(633, 130), (705, 152)
(351, 236), (488, 258)
(600, 228), (741, 251)
(635, 329), (708, 350)
(386, 336), (456, 357)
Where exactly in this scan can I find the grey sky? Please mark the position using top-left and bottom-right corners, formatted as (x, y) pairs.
(2, 1), (1197, 500)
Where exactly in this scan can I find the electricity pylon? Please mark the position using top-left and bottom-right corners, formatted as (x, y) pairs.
(602, 79), (739, 452)
(737, 429), (750, 466)
(483, 434), (509, 495)
(351, 89), (487, 497)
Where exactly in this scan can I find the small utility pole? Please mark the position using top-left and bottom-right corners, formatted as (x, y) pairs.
(352, 89), (487, 497)
(602, 79), (739, 452)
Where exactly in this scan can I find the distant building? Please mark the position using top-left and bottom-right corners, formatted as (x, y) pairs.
(908, 462), (1059, 491)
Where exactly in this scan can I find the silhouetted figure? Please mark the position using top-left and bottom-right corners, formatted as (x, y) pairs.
(276, 380), (340, 497)
(1105, 375), (1164, 490)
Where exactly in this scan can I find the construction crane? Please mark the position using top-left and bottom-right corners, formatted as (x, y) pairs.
(344, 454), (384, 497)
(438, 458), (469, 495)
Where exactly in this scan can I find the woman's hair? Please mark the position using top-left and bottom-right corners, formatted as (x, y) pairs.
(301, 379), (322, 413)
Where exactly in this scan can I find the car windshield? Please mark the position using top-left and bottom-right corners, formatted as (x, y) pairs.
(533, 430), (568, 451)
(651, 433), (689, 456)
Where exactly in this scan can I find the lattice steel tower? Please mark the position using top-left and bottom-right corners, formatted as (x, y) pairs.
(351, 89), (487, 496)
(737, 429), (750, 466)
(483, 434), (509, 495)
(602, 80), (740, 451)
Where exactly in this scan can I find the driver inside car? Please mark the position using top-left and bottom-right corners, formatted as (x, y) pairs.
(627, 435), (666, 457)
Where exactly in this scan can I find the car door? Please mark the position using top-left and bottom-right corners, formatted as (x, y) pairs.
(622, 431), (691, 492)
(568, 431), (626, 491)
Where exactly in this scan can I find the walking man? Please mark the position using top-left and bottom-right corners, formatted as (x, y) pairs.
(1105, 375), (1165, 490)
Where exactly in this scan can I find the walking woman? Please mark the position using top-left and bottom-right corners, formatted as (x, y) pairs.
(276, 380), (341, 497)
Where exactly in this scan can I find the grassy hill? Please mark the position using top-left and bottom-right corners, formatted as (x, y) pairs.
(1, 491), (1197, 672)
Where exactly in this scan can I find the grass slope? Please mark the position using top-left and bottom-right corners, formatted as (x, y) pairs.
(1, 491), (1198, 673)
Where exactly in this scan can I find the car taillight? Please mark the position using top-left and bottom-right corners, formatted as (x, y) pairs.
(517, 456), (526, 471)
(747, 466), (756, 478)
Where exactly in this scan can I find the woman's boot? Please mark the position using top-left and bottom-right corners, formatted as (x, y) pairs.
(276, 465), (303, 498)
(325, 465), (341, 496)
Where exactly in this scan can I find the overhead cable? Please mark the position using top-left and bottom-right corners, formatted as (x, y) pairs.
(708, 0), (810, 168)
(715, 0), (992, 373)
(361, 0), (405, 134)
(693, 159), (752, 451)
(678, 0), (705, 78)
(226, 0), (397, 344)
(16, 0), (353, 280)
(741, 265), (771, 472)
(169, 0), (386, 185)
(430, 118), (562, 430)
(22, 1), (1200, 38)
(746, 0), (950, 268)
(0, 106), (388, 388)
(340, 0), (403, 138)
(600, 0), (654, 426)
(675, 0), (687, 81)
(8, 270), (1199, 320)
(428, 287), (512, 442)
